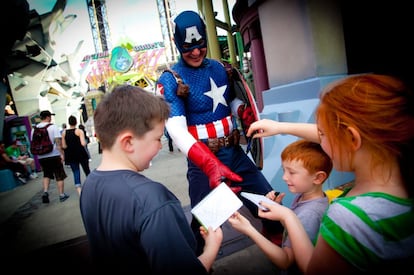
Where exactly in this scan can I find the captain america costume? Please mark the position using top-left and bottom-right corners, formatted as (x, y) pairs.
(157, 57), (274, 206)
(156, 10), (282, 253)
(158, 58), (233, 133)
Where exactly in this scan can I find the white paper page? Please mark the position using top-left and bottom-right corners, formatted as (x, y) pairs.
(240, 192), (277, 211)
(191, 182), (243, 231)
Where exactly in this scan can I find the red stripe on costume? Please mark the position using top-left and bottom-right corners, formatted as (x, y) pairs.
(206, 123), (217, 138)
(188, 125), (199, 140)
(222, 117), (230, 136)
(187, 116), (233, 139)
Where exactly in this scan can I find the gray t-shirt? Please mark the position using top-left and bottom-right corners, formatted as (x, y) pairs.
(282, 193), (329, 248)
(280, 193), (329, 275)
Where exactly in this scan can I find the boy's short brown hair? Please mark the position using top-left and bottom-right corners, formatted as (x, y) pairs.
(93, 85), (170, 150)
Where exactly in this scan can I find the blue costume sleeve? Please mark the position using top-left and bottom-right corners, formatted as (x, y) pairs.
(157, 70), (187, 118)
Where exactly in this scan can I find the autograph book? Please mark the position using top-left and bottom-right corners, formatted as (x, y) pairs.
(240, 192), (277, 211)
(191, 183), (243, 231)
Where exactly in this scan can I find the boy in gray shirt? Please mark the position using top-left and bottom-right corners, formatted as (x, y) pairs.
(229, 139), (332, 274)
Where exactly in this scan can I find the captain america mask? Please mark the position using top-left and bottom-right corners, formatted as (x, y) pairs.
(173, 11), (207, 54)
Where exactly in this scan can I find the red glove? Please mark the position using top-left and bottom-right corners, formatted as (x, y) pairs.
(238, 104), (255, 133)
(188, 141), (242, 193)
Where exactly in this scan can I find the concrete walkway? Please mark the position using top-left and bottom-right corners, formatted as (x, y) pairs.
(0, 138), (278, 274)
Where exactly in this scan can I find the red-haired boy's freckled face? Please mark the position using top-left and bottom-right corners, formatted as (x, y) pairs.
(282, 160), (315, 194)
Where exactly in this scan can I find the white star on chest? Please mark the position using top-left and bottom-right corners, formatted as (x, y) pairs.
(204, 77), (228, 112)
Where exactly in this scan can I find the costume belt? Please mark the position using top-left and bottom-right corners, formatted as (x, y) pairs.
(201, 129), (240, 154)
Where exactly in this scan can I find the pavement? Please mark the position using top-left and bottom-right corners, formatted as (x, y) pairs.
(0, 138), (279, 274)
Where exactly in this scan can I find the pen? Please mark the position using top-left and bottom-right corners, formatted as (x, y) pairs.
(246, 137), (252, 154)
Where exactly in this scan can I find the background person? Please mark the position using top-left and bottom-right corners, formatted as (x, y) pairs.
(80, 85), (223, 274)
(78, 124), (91, 160)
(229, 139), (332, 274)
(32, 110), (69, 203)
(0, 141), (28, 184)
(164, 128), (174, 152)
(60, 123), (67, 135)
(5, 139), (37, 179)
(62, 115), (90, 195)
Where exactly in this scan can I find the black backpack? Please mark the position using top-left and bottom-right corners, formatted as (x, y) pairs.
(30, 124), (54, 155)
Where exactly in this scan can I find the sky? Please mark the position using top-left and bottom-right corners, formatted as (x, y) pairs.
(26, 0), (236, 62)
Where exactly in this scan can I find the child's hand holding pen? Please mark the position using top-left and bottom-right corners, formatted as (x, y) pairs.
(265, 190), (285, 204)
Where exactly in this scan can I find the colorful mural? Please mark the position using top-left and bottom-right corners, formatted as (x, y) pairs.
(80, 42), (165, 92)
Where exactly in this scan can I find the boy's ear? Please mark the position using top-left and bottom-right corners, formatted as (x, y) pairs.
(118, 132), (134, 152)
(314, 171), (328, 185)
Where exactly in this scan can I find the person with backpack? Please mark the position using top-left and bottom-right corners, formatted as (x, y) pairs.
(31, 110), (69, 203)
